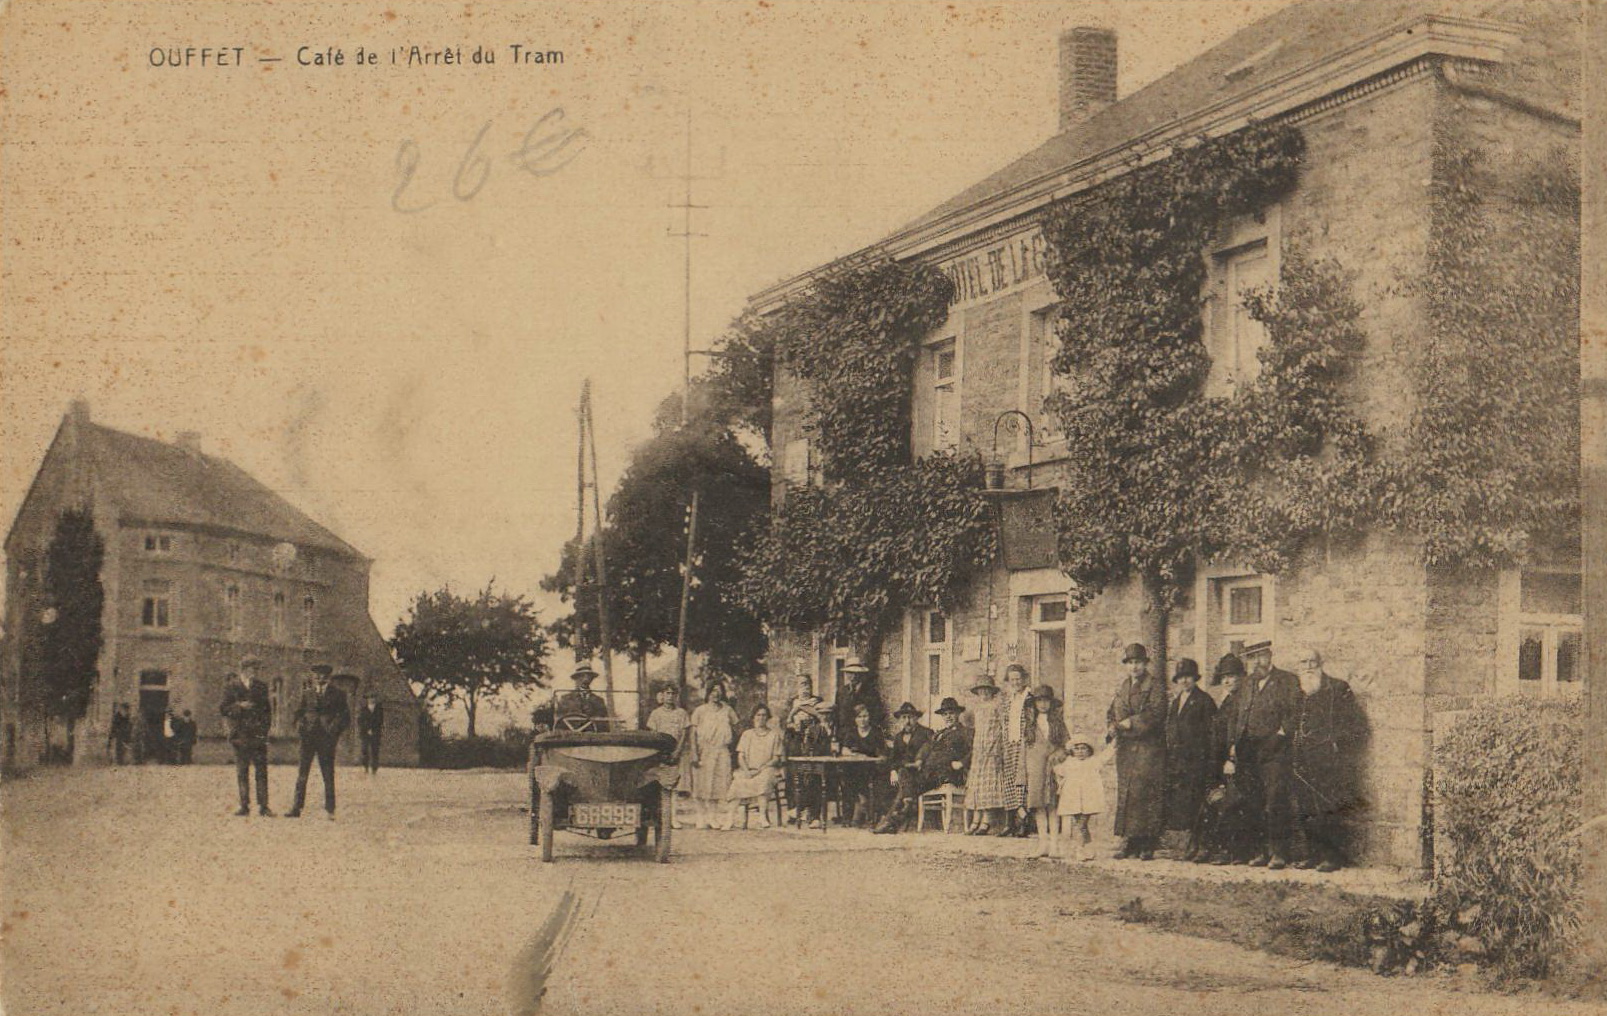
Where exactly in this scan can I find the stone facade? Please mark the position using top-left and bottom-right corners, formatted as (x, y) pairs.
(757, 5), (1579, 871)
(2, 404), (422, 769)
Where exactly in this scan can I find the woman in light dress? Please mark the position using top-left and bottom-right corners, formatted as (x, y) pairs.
(718, 704), (784, 830)
(645, 683), (692, 829)
(688, 682), (739, 829)
(963, 672), (1009, 835)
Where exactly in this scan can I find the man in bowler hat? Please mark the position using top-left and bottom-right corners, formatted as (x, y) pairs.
(554, 664), (609, 729)
(220, 657), (274, 816)
(287, 664), (350, 819)
(876, 697), (971, 833)
(1107, 642), (1168, 860)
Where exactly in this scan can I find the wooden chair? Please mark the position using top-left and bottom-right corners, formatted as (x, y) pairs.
(917, 785), (965, 834)
(739, 782), (786, 829)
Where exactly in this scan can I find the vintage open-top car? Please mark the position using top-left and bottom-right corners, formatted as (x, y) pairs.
(527, 723), (680, 862)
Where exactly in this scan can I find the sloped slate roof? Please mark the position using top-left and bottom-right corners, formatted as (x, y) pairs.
(896, 0), (1577, 241)
(86, 423), (363, 558)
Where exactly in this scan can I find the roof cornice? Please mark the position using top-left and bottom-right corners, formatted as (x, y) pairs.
(751, 13), (1520, 312)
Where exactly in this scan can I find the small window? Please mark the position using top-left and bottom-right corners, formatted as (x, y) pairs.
(1228, 586), (1263, 627)
(271, 592), (286, 642)
(144, 533), (173, 554)
(1505, 568), (1583, 698)
(225, 583), (242, 638)
(301, 596), (316, 649)
(141, 579), (172, 629)
(927, 611), (948, 645)
(227, 541), (241, 564)
(1036, 599), (1068, 625)
(931, 338), (959, 451)
(927, 654), (943, 697)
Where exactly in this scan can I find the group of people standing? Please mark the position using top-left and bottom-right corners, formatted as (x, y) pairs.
(107, 702), (198, 765)
(1104, 642), (1368, 872)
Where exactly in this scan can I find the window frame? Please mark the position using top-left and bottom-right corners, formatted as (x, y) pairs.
(928, 336), (961, 452)
(141, 579), (174, 630)
(1498, 567), (1583, 699)
(1203, 207), (1281, 399)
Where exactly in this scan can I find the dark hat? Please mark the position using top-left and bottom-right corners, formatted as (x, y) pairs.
(893, 701), (922, 719)
(310, 663), (334, 677)
(571, 665), (599, 685)
(1173, 658), (1201, 681)
(1213, 653), (1246, 681)
(969, 672), (998, 693)
(935, 697), (965, 715)
(239, 655), (262, 669)
(1121, 642), (1149, 664)
(1029, 683), (1060, 705)
(843, 658), (871, 675)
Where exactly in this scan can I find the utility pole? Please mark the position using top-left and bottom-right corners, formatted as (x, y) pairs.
(655, 109), (720, 705)
(572, 381), (618, 718)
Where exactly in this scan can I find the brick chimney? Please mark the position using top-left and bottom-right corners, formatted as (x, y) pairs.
(1059, 26), (1118, 132)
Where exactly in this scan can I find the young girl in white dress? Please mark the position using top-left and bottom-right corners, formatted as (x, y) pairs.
(1053, 733), (1114, 860)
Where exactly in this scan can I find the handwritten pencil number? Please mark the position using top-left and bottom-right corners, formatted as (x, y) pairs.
(390, 108), (586, 213)
(392, 140), (437, 214)
(453, 121), (493, 202)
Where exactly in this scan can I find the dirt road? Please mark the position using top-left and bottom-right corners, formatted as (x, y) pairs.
(0, 766), (1593, 1015)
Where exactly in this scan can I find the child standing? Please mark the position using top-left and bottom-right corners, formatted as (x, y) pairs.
(1053, 734), (1113, 860)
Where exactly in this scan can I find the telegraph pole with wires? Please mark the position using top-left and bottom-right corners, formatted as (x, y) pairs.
(654, 110), (722, 705)
(572, 380), (618, 717)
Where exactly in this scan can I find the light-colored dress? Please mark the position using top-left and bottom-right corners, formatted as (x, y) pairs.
(725, 726), (783, 800)
(1054, 746), (1113, 817)
(646, 705), (692, 789)
(689, 702), (738, 802)
(965, 696), (1009, 810)
(1022, 713), (1062, 809)
(1003, 690), (1031, 810)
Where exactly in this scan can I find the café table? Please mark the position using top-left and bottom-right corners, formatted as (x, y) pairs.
(783, 754), (884, 833)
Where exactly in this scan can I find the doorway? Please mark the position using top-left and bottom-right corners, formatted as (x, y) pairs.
(138, 670), (170, 764)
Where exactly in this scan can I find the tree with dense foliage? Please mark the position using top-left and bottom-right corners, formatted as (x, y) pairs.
(38, 507), (105, 757)
(542, 387), (771, 683)
(390, 583), (549, 737)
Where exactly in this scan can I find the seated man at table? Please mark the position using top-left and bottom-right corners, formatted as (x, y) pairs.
(784, 706), (831, 827)
(838, 703), (887, 827)
(872, 702), (931, 833)
(876, 696), (971, 833)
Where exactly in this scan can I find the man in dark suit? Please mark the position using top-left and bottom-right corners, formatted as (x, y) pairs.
(107, 702), (132, 765)
(357, 693), (384, 774)
(873, 702), (932, 833)
(1164, 658), (1218, 859)
(286, 664), (350, 819)
(554, 665), (610, 729)
(1291, 647), (1368, 872)
(1230, 651), (1305, 869)
(1108, 642), (1168, 860)
(876, 697), (970, 833)
(220, 657), (274, 816)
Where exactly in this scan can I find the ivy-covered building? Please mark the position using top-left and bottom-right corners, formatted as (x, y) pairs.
(748, 1), (1580, 870)
(2, 402), (422, 768)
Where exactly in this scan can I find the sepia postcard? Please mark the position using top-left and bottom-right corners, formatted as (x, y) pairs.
(1, 2), (1600, 1014)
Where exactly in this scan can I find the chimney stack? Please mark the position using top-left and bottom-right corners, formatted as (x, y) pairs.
(176, 430), (202, 453)
(68, 398), (91, 428)
(1059, 26), (1118, 132)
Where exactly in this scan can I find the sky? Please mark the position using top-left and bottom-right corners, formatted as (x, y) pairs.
(1, 0), (1295, 709)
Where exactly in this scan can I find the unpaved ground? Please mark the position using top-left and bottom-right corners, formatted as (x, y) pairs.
(0, 766), (1595, 1016)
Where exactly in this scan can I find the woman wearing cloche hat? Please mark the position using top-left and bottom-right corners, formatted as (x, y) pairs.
(963, 672), (1009, 835)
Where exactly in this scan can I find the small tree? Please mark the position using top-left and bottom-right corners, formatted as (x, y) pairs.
(39, 507), (105, 759)
(389, 583), (549, 738)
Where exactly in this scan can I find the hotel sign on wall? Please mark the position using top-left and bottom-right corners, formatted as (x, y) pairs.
(939, 231), (1047, 306)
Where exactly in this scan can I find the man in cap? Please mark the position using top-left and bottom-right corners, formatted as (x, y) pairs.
(555, 664), (610, 729)
(1106, 642), (1168, 860)
(876, 697), (971, 833)
(286, 664), (350, 819)
(833, 658), (887, 743)
(219, 657), (274, 816)
(1230, 649), (1304, 868)
(873, 703), (932, 833)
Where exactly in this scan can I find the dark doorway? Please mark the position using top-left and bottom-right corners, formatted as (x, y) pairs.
(137, 670), (170, 764)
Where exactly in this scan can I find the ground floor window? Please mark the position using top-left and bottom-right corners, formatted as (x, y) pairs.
(1199, 570), (1276, 672)
(1501, 568), (1582, 698)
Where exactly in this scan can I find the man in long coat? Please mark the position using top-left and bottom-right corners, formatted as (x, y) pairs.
(874, 702), (933, 833)
(1164, 657), (1218, 858)
(1107, 642), (1168, 860)
(1231, 653), (1304, 868)
(1291, 648), (1368, 871)
(220, 657), (274, 816)
(287, 664), (351, 819)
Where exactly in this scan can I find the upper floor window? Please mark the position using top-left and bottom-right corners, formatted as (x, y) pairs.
(225, 583), (242, 639)
(141, 579), (173, 629)
(271, 591), (287, 642)
(1030, 305), (1067, 443)
(301, 596), (316, 649)
(1205, 210), (1280, 398)
(143, 533), (173, 555)
(1501, 568), (1582, 698)
(226, 540), (241, 565)
(931, 338), (959, 451)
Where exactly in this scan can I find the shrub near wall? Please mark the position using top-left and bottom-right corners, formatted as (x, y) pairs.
(1432, 698), (1582, 980)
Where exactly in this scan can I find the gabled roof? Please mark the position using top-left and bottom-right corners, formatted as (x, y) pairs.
(84, 423), (364, 559)
(754, 0), (1578, 306)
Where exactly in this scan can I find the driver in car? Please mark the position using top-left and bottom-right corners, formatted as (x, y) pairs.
(555, 664), (610, 729)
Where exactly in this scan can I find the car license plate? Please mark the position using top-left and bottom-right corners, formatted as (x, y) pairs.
(570, 803), (639, 827)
